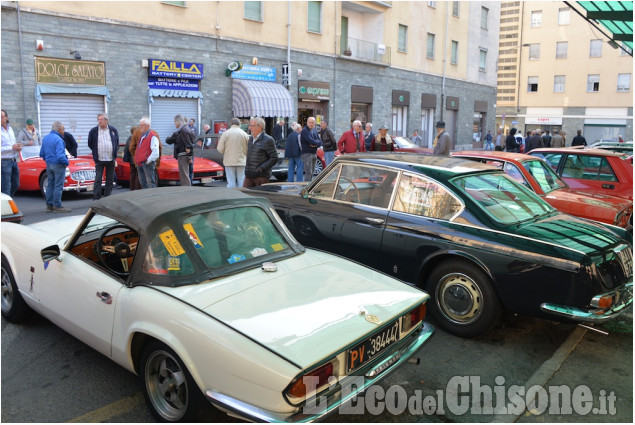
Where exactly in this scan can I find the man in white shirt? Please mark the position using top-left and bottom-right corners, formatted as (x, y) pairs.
(1, 109), (22, 196)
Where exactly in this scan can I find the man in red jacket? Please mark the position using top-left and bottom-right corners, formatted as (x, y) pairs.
(337, 120), (366, 154)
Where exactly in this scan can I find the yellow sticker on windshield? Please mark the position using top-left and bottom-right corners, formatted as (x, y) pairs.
(271, 243), (284, 252)
(159, 229), (185, 257)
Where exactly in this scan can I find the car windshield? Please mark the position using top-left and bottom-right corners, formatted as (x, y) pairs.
(20, 145), (41, 160)
(452, 173), (554, 224)
(522, 159), (567, 194)
(394, 137), (417, 149)
(143, 206), (292, 276)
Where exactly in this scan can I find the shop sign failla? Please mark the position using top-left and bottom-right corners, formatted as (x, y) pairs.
(149, 59), (204, 79)
(35, 57), (105, 85)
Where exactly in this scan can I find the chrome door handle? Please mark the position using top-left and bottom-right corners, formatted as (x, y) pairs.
(364, 217), (385, 226)
(96, 291), (112, 304)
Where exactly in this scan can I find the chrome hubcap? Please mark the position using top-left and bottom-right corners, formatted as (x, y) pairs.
(1, 267), (13, 314)
(145, 350), (188, 421)
(436, 273), (483, 324)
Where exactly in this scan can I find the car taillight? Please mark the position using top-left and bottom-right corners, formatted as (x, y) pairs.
(614, 206), (632, 228)
(401, 303), (427, 333)
(8, 200), (19, 214)
(286, 361), (335, 400)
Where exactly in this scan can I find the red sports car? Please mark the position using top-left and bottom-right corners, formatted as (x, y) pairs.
(530, 147), (633, 201)
(453, 150), (633, 228)
(17, 145), (99, 197)
(115, 144), (224, 186)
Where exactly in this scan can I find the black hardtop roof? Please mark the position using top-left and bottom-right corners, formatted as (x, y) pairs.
(333, 153), (498, 176)
(91, 187), (269, 230)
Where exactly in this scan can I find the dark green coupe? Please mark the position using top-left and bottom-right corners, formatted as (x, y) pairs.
(245, 153), (633, 338)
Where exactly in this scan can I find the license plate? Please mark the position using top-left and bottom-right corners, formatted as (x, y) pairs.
(201, 177), (213, 184)
(86, 184), (94, 191)
(347, 321), (400, 373)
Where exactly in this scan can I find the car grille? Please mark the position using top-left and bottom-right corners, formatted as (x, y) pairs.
(70, 170), (96, 182)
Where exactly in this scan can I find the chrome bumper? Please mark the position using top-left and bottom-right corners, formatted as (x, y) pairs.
(206, 321), (434, 423)
(541, 281), (633, 322)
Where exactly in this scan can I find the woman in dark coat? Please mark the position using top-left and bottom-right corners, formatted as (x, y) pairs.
(505, 128), (519, 153)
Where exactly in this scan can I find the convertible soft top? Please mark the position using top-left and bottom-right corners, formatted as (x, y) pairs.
(91, 187), (269, 232)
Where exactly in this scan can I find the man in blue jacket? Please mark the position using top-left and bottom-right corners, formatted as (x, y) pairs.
(40, 121), (71, 212)
(87, 113), (119, 200)
(284, 123), (303, 182)
(300, 117), (322, 182)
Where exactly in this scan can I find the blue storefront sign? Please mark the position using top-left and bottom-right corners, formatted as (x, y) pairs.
(231, 65), (276, 82)
(148, 77), (199, 90)
(149, 59), (204, 79)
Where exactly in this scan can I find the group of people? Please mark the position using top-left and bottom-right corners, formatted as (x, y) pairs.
(502, 127), (586, 153)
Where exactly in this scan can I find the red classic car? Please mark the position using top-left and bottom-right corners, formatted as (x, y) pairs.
(114, 144), (224, 186)
(391, 136), (433, 154)
(17, 145), (100, 197)
(453, 150), (633, 228)
(530, 148), (633, 201)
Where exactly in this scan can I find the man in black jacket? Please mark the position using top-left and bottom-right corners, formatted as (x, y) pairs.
(165, 114), (194, 186)
(301, 117), (323, 182)
(244, 117), (277, 187)
(87, 113), (119, 199)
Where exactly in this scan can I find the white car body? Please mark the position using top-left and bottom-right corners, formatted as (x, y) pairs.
(1, 187), (433, 422)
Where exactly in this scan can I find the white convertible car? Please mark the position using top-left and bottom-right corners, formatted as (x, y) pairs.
(1, 187), (433, 422)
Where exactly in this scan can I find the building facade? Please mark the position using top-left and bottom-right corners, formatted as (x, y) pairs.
(495, 1), (633, 142)
(2, 1), (499, 154)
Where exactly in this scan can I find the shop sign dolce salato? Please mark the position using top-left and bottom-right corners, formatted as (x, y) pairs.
(35, 57), (105, 86)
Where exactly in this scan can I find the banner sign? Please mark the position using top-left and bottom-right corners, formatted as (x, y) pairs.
(231, 65), (276, 82)
(298, 80), (330, 100)
(149, 59), (204, 80)
(35, 57), (105, 85)
(148, 77), (199, 90)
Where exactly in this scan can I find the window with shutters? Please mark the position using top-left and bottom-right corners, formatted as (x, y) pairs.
(244, 1), (262, 21)
(307, 1), (322, 33)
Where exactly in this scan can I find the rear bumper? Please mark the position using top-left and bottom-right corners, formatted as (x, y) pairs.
(541, 281), (633, 322)
(1, 212), (24, 224)
(206, 321), (434, 423)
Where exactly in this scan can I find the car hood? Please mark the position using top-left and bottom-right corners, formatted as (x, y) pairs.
(28, 215), (86, 245)
(548, 188), (630, 211)
(159, 249), (427, 368)
(514, 214), (629, 258)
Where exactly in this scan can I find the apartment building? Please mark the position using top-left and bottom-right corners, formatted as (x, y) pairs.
(495, 1), (633, 142)
(1, 1), (499, 153)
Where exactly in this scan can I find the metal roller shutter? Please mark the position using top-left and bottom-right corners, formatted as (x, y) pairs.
(39, 94), (105, 156)
(150, 97), (199, 144)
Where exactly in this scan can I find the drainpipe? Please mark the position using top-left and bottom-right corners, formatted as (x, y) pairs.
(440, 1), (449, 122)
(287, 1), (292, 122)
(17, 2), (28, 121)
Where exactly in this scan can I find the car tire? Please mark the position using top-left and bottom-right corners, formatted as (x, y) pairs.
(140, 340), (210, 422)
(39, 173), (48, 198)
(313, 160), (323, 176)
(425, 260), (501, 338)
(1, 255), (34, 322)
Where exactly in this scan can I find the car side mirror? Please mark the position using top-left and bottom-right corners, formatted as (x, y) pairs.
(41, 245), (61, 262)
(301, 188), (309, 199)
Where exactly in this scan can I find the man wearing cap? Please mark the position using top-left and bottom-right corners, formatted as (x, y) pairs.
(371, 125), (395, 151)
(18, 118), (41, 146)
(337, 120), (366, 154)
(433, 121), (451, 156)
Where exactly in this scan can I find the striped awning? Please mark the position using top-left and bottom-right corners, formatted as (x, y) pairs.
(232, 79), (294, 117)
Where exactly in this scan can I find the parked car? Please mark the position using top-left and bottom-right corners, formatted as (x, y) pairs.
(1, 187), (433, 422)
(115, 144), (224, 186)
(391, 136), (433, 154)
(17, 145), (100, 197)
(245, 153), (633, 338)
(530, 147), (633, 201)
(274, 139), (336, 180)
(195, 134), (290, 180)
(587, 141), (633, 155)
(0, 193), (23, 224)
(452, 151), (633, 228)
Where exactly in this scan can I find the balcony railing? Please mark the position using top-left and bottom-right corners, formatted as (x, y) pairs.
(339, 36), (391, 66)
